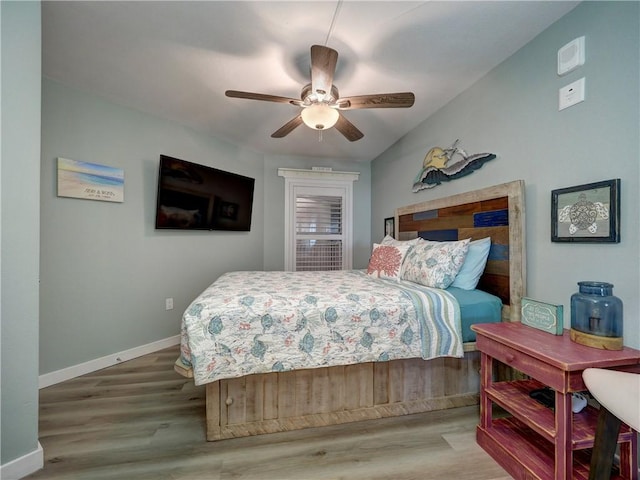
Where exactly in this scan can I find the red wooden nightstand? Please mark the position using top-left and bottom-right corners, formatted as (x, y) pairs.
(472, 322), (640, 480)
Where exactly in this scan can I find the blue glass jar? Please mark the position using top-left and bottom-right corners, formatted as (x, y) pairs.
(570, 281), (623, 350)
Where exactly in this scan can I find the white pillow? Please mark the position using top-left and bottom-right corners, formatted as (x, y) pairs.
(380, 235), (424, 246)
(401, 239), (470, 289)
(450, 237), (492, 290)
(366, 243), (411, 281)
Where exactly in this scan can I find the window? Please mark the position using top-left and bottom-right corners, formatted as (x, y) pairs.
(295, 191), (343, 271)
(278, 168), (359, 271)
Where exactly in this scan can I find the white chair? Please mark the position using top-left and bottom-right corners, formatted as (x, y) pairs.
(582, 368), (640, 480)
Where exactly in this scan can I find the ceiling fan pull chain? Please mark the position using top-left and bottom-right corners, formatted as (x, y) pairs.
(318, 130), (323, 142)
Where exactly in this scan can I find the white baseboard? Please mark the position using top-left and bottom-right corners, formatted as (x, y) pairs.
(0, 442), (43, 480)
(39, 335), (180, 389)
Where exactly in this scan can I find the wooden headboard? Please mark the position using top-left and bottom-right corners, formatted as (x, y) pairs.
(395, 180), (526, 322)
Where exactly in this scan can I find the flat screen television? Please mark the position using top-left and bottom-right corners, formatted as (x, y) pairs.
(155, 155), (255, 231)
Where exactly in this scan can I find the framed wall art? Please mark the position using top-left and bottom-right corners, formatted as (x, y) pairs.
(384, 217), (395, 238)
(57, 157), (124, 203)
(551, 178), (620, 243)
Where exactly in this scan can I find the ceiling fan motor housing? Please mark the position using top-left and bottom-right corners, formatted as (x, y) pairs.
(301, 83), (339, 104)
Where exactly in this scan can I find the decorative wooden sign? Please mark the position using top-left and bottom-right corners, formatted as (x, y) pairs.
(521, 297), (564, 335)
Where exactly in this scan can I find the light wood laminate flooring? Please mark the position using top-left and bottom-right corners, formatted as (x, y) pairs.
(27, 346), (512, 480)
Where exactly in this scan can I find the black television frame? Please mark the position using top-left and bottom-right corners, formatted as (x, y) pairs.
(154, 155), (255, 232)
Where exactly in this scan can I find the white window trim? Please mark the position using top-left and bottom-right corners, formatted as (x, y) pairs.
(278, 168), (360, 271)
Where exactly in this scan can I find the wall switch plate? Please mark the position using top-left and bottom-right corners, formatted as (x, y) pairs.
(559, 77), (585, 111)
(165, 298), (174, 310)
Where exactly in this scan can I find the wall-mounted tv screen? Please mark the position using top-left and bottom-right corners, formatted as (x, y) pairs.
(155, 155), (255, 231)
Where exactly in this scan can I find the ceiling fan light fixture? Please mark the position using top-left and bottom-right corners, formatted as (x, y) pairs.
(301, 104), (339, 130)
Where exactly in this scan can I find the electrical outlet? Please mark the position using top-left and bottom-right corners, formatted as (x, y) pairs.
(165, 298), (174, 310)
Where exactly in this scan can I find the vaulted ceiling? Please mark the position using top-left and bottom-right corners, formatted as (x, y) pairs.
(42, 1), (580, 162)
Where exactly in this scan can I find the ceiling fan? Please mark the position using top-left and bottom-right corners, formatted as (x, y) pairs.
(225, 45), (415, 142)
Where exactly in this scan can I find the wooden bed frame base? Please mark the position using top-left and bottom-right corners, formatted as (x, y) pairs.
(204, 349), (480, 441)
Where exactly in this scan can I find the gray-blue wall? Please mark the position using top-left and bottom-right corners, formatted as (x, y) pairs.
(1, 0), (42, 469)
(40, 79), (266, 372)
(371, 1), (639, 349)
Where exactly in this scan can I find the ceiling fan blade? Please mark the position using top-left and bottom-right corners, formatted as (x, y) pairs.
(338, 92), (415, 110)
(310, 45), (338, 99)
(271, 115), (304, 138)
(334, 113), (364, 142)
(226, 90), (303, 107)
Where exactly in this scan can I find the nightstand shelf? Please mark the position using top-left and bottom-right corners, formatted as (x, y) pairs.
(485, 379), (636, 449)
(478, 416), (627, 480)
(472, 322), (640, 480)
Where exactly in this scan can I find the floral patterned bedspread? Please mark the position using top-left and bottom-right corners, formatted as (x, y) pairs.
(179, 270), (463, 386)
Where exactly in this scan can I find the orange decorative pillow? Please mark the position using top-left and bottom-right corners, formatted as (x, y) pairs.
(366, 243), (411, 281)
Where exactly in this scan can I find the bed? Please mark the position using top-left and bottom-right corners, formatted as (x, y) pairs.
(175, 180), (526, 441)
